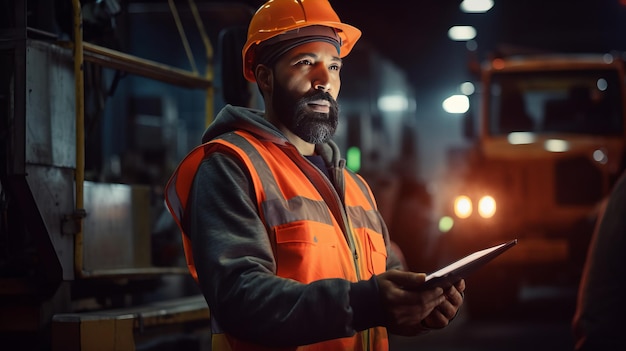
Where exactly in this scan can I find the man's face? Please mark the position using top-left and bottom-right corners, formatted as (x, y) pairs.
(270, 41), (342, 144)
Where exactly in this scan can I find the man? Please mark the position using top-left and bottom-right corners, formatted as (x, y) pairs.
(165, 0), (465, 350)
(572, 169), (626, 350)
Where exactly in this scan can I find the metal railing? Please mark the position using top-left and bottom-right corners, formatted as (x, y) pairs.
(69, 0), (213, 278)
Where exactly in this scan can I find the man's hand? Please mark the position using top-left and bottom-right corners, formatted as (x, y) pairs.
(422, 279), (465, 329)
(376, 270), (465, 336)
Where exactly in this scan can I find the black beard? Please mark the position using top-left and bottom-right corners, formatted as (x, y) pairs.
(274, 89), (339, 144)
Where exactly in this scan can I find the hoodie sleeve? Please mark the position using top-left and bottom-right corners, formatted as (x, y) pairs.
(188, 152), (384, 347)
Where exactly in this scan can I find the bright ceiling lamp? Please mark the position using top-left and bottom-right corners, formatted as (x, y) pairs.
(544, 139), (570, 153)
(443, 94), (470, 114)
(460, 81), (475, 95)
(378, 94), (409, 112)
(448, 26), (477, 41)
(507, 132), (536, 145)
(460, 0), (494, 13)
(593, 149), (608, 164)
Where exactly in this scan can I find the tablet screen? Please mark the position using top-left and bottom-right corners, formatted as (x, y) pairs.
(419, 239), (517, 290)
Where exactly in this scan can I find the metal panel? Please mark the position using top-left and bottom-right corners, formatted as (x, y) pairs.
(25, 40), (76, 168)
(25, 165), (76, 280)
(82, 182), (152, 272)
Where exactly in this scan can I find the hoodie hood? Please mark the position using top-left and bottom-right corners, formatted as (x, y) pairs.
(201, 105), (284, 144)
(201, 105), (344, 169)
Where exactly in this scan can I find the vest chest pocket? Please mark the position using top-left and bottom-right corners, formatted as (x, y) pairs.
(358, 229), (388, 277)
(274, 221), (348, 283)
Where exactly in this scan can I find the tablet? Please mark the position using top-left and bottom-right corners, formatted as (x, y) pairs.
(418, 239), (518, 290)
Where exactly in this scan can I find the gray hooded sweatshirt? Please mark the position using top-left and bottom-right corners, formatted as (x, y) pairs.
(187, 105), (401, 347)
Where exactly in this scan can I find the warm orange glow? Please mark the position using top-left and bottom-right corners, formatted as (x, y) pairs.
(492, 58), (505, 70)
(454, 196), (473, 219)
(478, 196), (496, 218)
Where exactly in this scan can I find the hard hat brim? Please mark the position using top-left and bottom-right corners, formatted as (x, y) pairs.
(243, 22), (362, 82)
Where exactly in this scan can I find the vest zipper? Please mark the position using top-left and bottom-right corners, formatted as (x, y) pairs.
(286, 148), (362, 280)
(275, 144), (373, 351)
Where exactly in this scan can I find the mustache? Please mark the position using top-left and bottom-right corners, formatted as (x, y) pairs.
(302, 91), (337, 105)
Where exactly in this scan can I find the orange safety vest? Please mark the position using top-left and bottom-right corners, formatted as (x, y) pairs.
(165, 130), (389, 351)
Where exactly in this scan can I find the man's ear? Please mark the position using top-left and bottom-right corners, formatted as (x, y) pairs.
(255, 64), (272, 93)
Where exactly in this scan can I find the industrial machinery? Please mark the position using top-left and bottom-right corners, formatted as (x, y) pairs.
(431, 52), (626, 313)
(0, 1), (256, 350)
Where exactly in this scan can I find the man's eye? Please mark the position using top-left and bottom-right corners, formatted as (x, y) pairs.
(296, 59), (313, 65)
(330, 64), (341, 71)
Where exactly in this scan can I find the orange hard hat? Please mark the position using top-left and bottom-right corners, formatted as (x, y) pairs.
(242, 0), (362, 82)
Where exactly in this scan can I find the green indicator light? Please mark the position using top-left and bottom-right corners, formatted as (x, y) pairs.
(346, 146), (361, 172)
(438, 216), (454, 233)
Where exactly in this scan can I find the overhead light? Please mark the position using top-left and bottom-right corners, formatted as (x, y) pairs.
(466, 39), (478, 51)
(460, 82), (475, 95)
(507, 132), (536, 145)
(460, 0), (494, 13)
(378, 94), (409, 112)
(593, 149), (608, 164)
(442, 95), (470, 114)
(448, 26), (477, 41)
(544, 139), (570, 153)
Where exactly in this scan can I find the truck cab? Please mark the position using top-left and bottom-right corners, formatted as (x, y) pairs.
(433, 53), (626, 313)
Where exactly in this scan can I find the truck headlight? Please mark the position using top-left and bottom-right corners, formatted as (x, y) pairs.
(453, 194), (497, 219)
(478, 195), (496, 218)
(454, 195), (472, 218)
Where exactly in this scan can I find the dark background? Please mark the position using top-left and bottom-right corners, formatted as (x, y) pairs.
(226, 0), (626, 180)
(11, 2), (623, 349)
(236, 0), (626, 96)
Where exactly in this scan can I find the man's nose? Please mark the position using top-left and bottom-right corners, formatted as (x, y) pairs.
(313, 68), (332, 92)
(314, 83), (330, 91)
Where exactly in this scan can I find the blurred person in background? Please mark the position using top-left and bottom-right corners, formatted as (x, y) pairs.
(572, 169), (626, 350)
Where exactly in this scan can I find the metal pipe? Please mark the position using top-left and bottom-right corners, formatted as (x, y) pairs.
(188, 0), (215, 126)
(169, 0), (198, 74)
(72, 0), (86, 277)
(57, 41), (212, 89)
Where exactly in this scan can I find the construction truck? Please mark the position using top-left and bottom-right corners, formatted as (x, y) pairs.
(431, 52), (626, 313)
